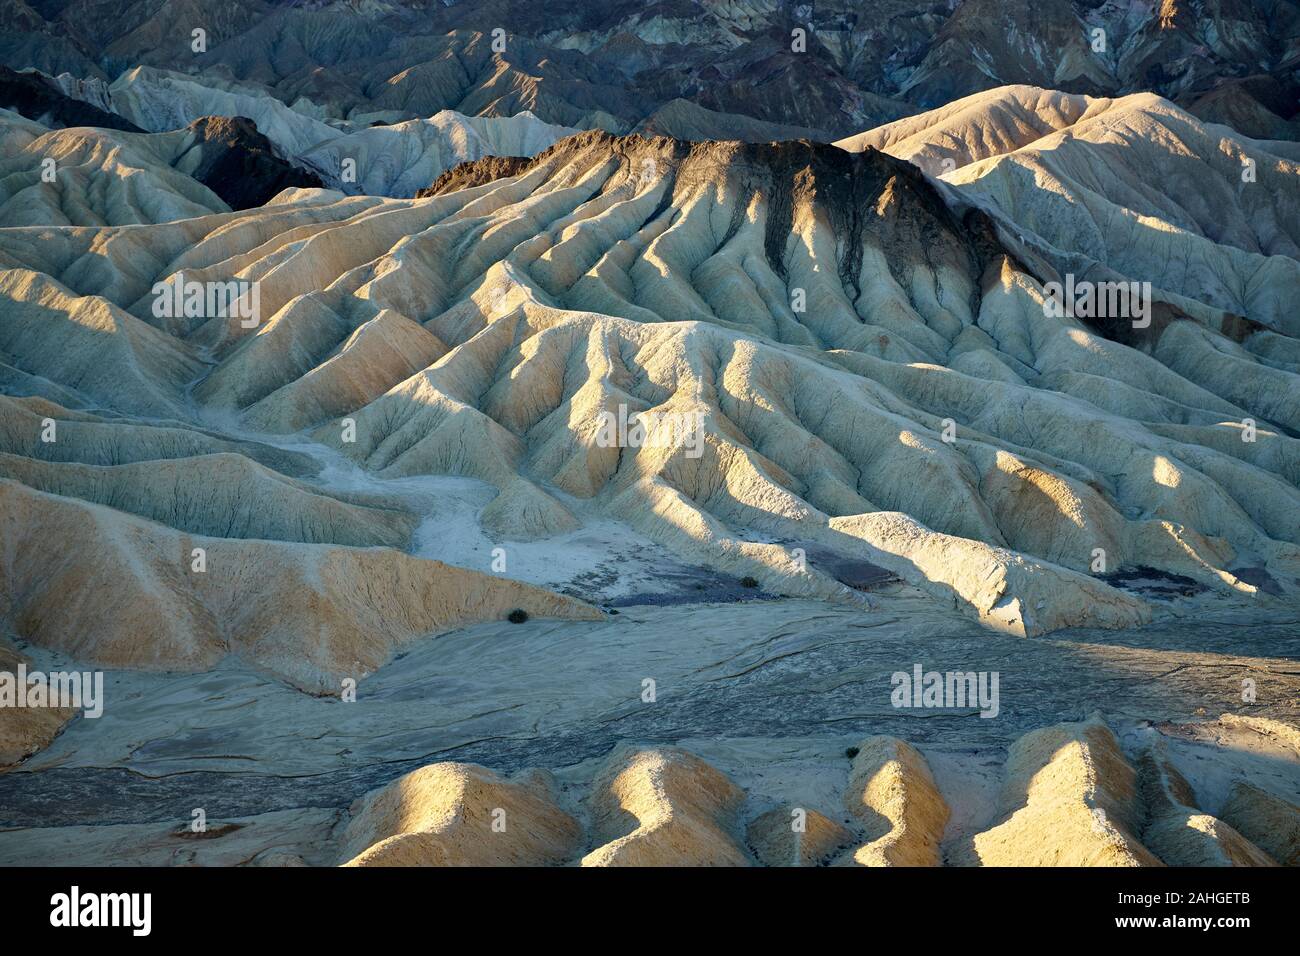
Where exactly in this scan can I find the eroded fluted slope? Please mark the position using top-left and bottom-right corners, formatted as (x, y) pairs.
(840, 87), (1300, 334)
(0, 124), (1296, 642)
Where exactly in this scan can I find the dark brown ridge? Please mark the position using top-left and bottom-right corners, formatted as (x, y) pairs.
(415, 129), (1026, 318)
(180, 115), (325, 210)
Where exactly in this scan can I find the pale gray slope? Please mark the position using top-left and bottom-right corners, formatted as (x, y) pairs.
(296, 110), (579, 197)
(839, 87), (1300, 335)
(108, 67), (345, 156)
(106, 67), (578, 197)
(0, 109), (230, 226)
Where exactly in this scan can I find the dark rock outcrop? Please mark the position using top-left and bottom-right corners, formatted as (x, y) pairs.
(0, 65), (140, 131)
(177, 115), (325, 210)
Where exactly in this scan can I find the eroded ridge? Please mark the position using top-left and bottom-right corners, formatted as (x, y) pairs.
(1, 120), (1295, 665)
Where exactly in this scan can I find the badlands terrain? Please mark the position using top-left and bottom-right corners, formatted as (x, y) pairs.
(0, 2), (1298, 868)
(4, 0), (1298, 140)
